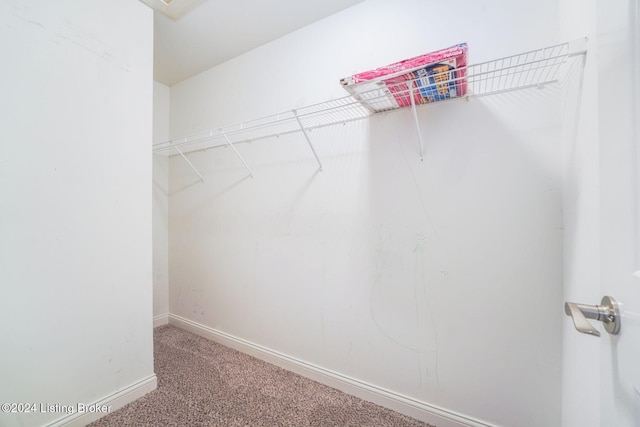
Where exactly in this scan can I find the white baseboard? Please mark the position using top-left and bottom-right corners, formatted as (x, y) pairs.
(46, 375), (157, 427)
(168, 314), (494, 427)
(153, 313), (169, 328)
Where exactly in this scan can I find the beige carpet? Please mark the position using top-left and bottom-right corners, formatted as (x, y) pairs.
(89, 325), (434, 426)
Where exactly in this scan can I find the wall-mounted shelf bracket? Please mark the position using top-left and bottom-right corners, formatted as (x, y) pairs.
(408, 85), (425, 162)
(293, 110), (323, 171)
(221, 131), (254, 178)
(174, 143), (205, 183)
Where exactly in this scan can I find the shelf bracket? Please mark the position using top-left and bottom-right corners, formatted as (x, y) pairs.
(174, 143), (205, 183)
(293, 110), (323, 171)
(409, 84), (425, 162)
(568, 37), (588, 57)
(221, 131), (254, 178)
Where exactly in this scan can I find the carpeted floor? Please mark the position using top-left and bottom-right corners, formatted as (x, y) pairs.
(89, 325), (434, 426)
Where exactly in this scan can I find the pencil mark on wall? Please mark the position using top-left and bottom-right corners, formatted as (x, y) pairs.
(413, 233), (427, 387)
(11, 3), (130, 71)
(369, 226), (441, 392)
(369, 226), (418, 351)
(251, 241), (259, 306)
(394, 127), (449, 254)
(413, 232), (440, 388)
(175, 283), (182, 309)
(61, 19), (130, 71)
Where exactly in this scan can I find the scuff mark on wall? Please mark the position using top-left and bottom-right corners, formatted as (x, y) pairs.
(369, 225), (415, 348)
(10, 2), (130, 71)
(61, 18), (129, 71)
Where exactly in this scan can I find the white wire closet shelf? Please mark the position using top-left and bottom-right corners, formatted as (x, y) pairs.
(153, 38), (587, 178)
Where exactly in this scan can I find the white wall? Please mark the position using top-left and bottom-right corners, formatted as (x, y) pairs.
(153, 81), (170, 325)
(168, 1), (562, 426)
(0, 1), (155, 426)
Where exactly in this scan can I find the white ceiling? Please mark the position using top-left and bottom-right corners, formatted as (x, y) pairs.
(150, 0), (366, 86)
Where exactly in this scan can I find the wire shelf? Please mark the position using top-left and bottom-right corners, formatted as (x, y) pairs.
(341, 41), (574, 113)
(153, 39), (586, 158)
(152, 95), (374, 156)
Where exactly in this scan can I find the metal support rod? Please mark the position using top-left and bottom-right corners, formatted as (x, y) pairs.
(221, 132), (254, 178)
(174, 144), (205, 183)
(409, 84), (425, 162)
(293, 110), (323, 171)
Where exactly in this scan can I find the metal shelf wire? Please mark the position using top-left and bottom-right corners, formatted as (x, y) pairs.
(153, 39), (587, 178)
(151, 95), (374, 155)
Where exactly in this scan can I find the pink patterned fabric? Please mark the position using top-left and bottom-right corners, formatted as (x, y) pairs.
(341, 43), (468, 109)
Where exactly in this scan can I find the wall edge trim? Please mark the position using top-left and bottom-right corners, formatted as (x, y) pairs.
(153, 313), (170, 328)
(167, 314), (494, 427)
(46, 375), (158, 427)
